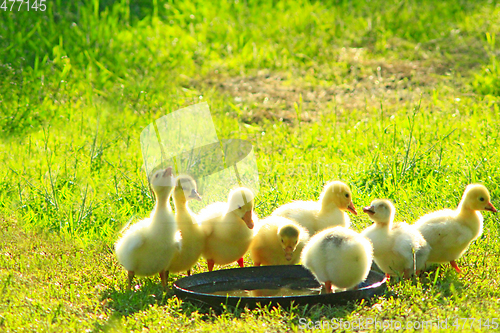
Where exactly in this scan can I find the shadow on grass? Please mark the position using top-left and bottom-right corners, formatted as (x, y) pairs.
(98, 265), (464, 325)
(99, 276), (220, 315)
(175, 295), (372, 326)
(174, 288), (384, 323)
(100, 279), (173, 316)
(419, 264), (466, 294)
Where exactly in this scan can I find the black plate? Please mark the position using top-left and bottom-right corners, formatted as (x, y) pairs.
(173, 265), (386, 309)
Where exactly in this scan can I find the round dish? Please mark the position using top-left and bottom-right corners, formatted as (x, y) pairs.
(173, 265), (386, 309)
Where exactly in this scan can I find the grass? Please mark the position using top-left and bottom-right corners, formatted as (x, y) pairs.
(1, 0), (500, 331)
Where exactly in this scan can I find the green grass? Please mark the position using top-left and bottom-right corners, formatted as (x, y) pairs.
(1, 0), (500, 331)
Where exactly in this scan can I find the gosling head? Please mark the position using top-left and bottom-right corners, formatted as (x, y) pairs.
(460, 184), (497, 212)
(320, 181), (357, 215)
(227, 187), (255, 229)
(150, 167), (175, 195)
(174, 174), (202, 202)
(362, 199), (395, 225)
(277, 224), (300, 261)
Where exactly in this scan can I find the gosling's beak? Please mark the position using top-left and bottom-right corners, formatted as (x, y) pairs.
(284, 246), (294, 261)
(189, 189), (202, 201)
(347, 201), (358, 215)
(163, 167), (172, 177)
(243, 210), (254, 229)
(485, 202), (498, 213)
(155, 167), (174, 186)
(363, 205), (375, 215)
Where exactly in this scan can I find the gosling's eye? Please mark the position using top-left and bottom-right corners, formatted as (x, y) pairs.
(479, 197), (485, 202)
(238, 205), (242, 209)
(281, 239), (284, 243)
(345, 194), (349, 198)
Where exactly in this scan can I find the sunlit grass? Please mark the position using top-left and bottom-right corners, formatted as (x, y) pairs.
(1, 0), (500, 331)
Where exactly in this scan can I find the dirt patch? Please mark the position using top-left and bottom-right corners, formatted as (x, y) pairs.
(198, 48), (449, 123)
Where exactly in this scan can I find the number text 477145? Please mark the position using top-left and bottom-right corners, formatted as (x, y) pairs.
(1, 0), (47, 11)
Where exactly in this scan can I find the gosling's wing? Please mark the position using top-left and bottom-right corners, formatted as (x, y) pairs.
(115, 219), (148, 254)
(174, 230), (183, 252)
(414, 210), (455, 246)
(392, 226), (416, 268)
(198, 202), (227, 237)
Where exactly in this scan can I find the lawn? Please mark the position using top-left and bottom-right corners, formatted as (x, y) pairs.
(1, 0), (500, 331)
